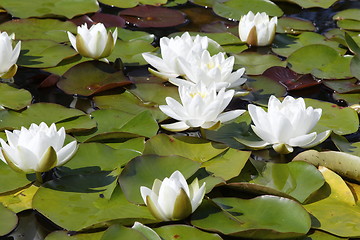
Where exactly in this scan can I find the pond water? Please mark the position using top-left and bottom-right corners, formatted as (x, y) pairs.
(0, 0), (360, 239)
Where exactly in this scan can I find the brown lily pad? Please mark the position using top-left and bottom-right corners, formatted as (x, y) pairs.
(262, 66), (321, 91)
(119, 5), (187, 28)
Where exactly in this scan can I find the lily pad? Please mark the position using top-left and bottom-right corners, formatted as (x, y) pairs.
(154, 225), (223, 240)
(101, 224), (148, 240)
(73, 110), (158, 142)
(0, 204), (18, 236)
(272, 32), (346, 57)
(213, 0), (283, 21)
(118, 28), (155, 43)
(93, 91), (168, 122)
(0, 184), (39, 213)
(293, 150), (360, 182)
(0, 103), (85, 131)
(229, 161), (325, 203)
(0, 0), (99, 19)
(99, 0), (167, 8)
(45, 231), (104, 240)
(304, 98), (359, 135)
(333, 9), (360, 21)
(0, 18), (77, 43)
(119, 5), (186, 28)
(287, 44), (352, 79)
(191, 196), (311, 239)
(33, 176), (155, 231)
(0, 161), (33, 194)
(323, 78), (360, 93)
(331, 133), (360, 157)
(143, 134), (228, 163)
(233, 52), (287, 75)
(118, 154), (201, 204)
(277, 17), (315, 34)
(284, 0), (339, 9)
(0, 83), (32, 110)
(337, 19), (360, 31)
(333, 93), (360, 106)
(18, 39), (77, 68)
(57, 61), (132, 96)
(303, 167), (360, 237)
(91, 13), (126, 28)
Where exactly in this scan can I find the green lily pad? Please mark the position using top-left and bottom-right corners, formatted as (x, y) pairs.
(73, 110), (158, 142)
(288, 44), (352, 79)
(303, 167), (360, 237)
(0, 0), (99, 19)
(337, 19), (360, 31)
(18, 39), (77, 68)
(57, 61), (132, 96)
(108, 40), (157, 66)
(272, 32), (346, 57)
(333, 93), (360, 106)
(0, 161), (33, 194)
(229, 161), (325, 203)
(323, 78), (360, 93)
(143, 134), (228, 163)
(0, 102), (85, 131)
(118, 154), (201, 204)
(190, 0), (217, 8)
(45, 231), (104, 240)
(33, 176), (155, 231)
(99, 0), (167, 8)
(101, 224), (148, 240)
(0, 203), (18, 236)
(213, 0), (283, 21)
(283, 0), (339, 9)
(233, 52), (287, 75)
(118, 28), (155, 43)
(0, 83), (32, 110)
(93, 91), (167, 122)
(57, 142), (142, 176)
(56, 115), (97, 133)
(0, 18), (77, 42)
(191, 196), (311, 239)
(277, 17), (315, 34)
(154, 225), (223, 240)
(0, 184), (38, 213)
(293, 150), (360, 182)
(304, 98), (359, 135)
(331, 134), (360, 157)
(333, 9), (360, 21)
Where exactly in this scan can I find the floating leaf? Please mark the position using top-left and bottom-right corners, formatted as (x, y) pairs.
(91, 13), (126, 28)
(305, 98), (359, 135)
(337, 19), (360, 31)
(277, 17), (315, 34)
(101, 224), (147, 240)
(282, 0), (339, 9)
(33, 174), (155, 231)
(154, 225), (223, 240)
(0, 0), (99, 19)
(0, 203), (18, 236)
(288, 44), (352, 79)
(143, 134), (227, 163)
(0, 83), (32, 110)
(119, 154), (201, 204)
(18, 39), (77, 68)
(272, 32), (346, 57)
(0, 103), (85, 131)
(99, 0), (167, 8)
(323, 78), (360, 93)
(213, 0), (283, 21)
(233, 52), (287, 75)
(303, 167), (360, 237)
(293, 150), (360, 182)
(229, 161), (325, 203)
(74, 110), (158, 142)
(333, 93), (360, 106)
(0, 184), (38, 213)
(0, 161), (33, 194)
(58, 61), (132, 96)
(191, 196), (311, 239)
(333, 9), (360, 21)
(331, 133), (360, 157)
(45, 231), (104, 240)
(119, 5), (186, 28)
(0, 18), (77, 43)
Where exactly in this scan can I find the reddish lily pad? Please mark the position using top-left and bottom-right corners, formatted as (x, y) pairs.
(57, 61), (132, 96)
(91, 13), (126, 28)
(119, 5), (187, 28)
(262, 66), (321, 91)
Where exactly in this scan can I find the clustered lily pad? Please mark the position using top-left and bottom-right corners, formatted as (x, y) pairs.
(0, 0), (359, 239)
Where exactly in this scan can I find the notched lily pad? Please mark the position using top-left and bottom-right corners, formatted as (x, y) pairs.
(119, 5), (187, 28)
(0, 83), (32, 110)
(57, 61), (132, 96)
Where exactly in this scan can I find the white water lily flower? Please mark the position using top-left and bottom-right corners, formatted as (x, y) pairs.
(67, 23), (117, 60)
(238, 11), (277, 46)
(170, 50), (247, 91)
(159, 83), (245, 132)
(140, 170), (206, 221)
(0, 31), (21, 79)
(142, 32), (212, 79)
(0, 122), (78, 173)
(242, 95), (331, 154)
